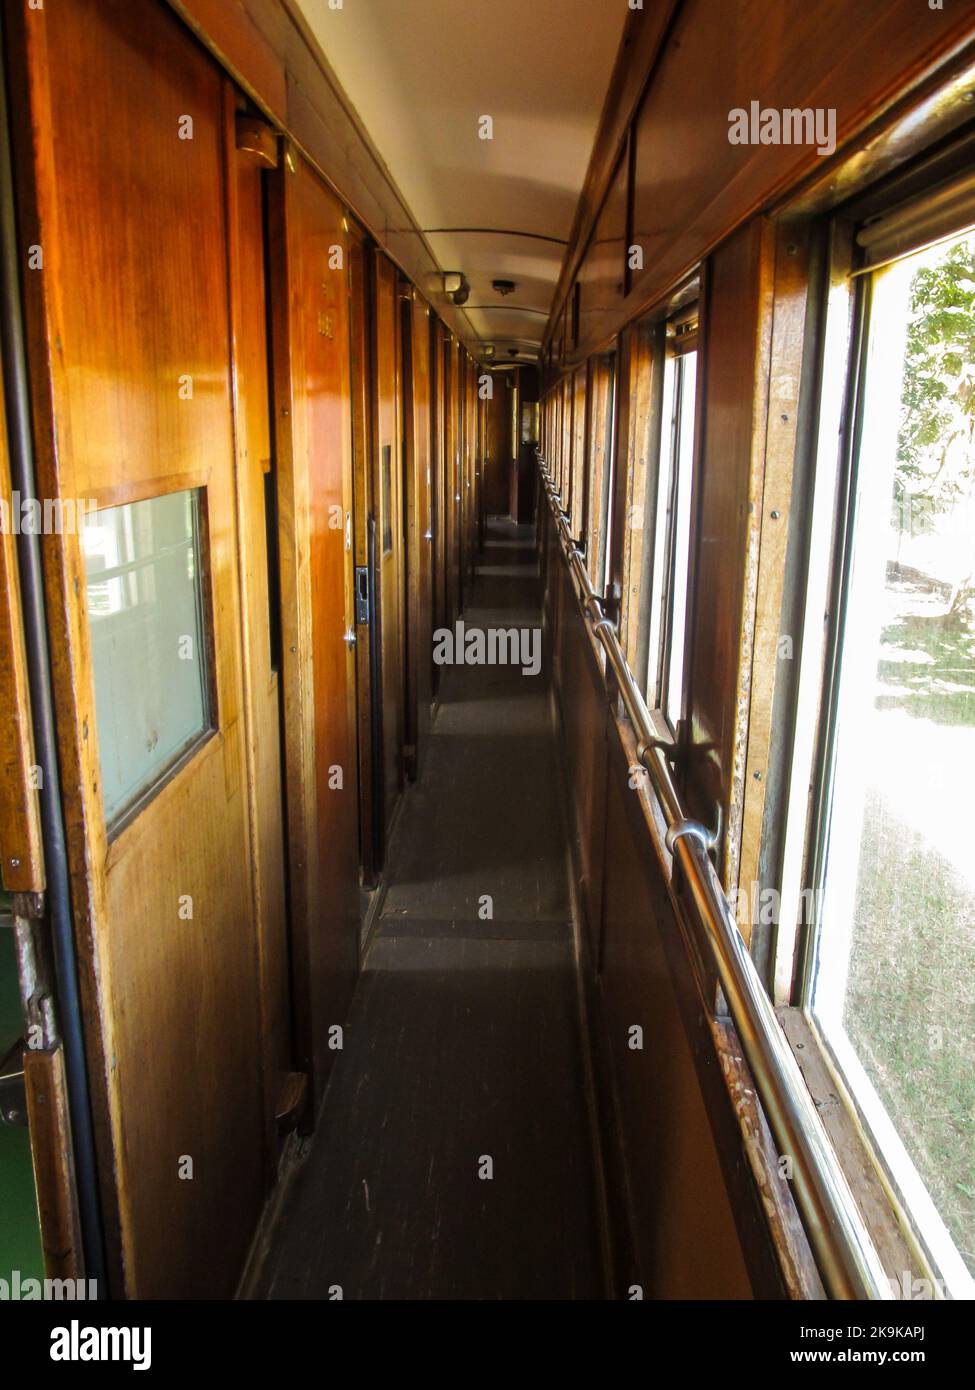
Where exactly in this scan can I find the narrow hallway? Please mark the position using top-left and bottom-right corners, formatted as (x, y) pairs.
(253, 519), (606, 1300)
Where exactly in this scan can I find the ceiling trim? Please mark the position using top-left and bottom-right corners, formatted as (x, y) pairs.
(422, 228), (569, 245)
(164, 0), (481, 350)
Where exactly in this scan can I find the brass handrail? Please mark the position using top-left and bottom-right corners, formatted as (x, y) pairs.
(538, 462), (891, 1301)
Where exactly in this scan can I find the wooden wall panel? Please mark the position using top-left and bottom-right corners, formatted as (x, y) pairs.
(578, 150), (627, 349)
(483, 373), (511, 517)
(12, 0), (266, 1295)
(373, 253), (405, 828)
(554, 564), (608, 965)
(431, 318), (448, 672)
(548, 0), (975, 365)
(444, 338), (461, 625)
(226, 98), (292, 1168)
(403, 291), (433, 775)
(348, 227), (379, 881)
(272, 156), (361, 1105)
(599, 759), (753, 1299)
(569, 367), (588, 537)
(684, 220), (775, 890)
(544, 476), (820, 1297)
(0, 379), (44, 894)
(166, 0), (479, 351)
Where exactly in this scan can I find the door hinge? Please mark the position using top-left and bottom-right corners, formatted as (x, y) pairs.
(274, 1071), (308, 1137)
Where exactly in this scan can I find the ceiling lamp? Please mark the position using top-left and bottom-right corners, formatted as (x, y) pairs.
(492, 279), (517, 296)
(442, 271), (470, 305)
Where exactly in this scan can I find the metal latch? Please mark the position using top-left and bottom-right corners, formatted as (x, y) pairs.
(354, 566), (370, 624)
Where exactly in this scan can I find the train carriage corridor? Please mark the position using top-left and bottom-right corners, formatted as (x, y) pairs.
(251, 519), (606, 1300)
(1, 0), (974, 1324)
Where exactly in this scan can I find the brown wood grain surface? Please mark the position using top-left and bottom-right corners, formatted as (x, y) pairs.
(11, 0), (267, 1295)
(0, 376), (44, 893)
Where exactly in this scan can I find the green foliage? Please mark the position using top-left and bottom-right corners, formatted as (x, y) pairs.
(896, 238), (975, 533)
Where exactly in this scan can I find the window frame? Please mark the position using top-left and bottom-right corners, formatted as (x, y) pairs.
(631, 304), (700, 732)
(85, 484), (217, 840)
(773, 196), (975, 1300)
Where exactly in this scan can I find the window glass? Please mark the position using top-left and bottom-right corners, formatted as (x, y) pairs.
(84, 489), (211, 829)
(599, 360), (617, 594)
(811, 230), (975, 1288)
(646, 344), (698, 727)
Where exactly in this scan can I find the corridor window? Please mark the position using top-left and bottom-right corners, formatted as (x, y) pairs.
(84, 489), (212, 830)
(800, 228), (975, 1293)
(569, 367), (587, 534)
(644, 315), (698, 730)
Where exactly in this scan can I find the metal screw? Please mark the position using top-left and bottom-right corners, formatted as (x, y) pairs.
(771, 509), (781, 520)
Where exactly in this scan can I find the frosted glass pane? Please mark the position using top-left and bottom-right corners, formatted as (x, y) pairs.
(84, 489), (210, 827)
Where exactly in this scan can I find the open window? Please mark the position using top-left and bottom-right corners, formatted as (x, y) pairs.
(638, 307), (699, 731)
(778, 201), (975, 1297)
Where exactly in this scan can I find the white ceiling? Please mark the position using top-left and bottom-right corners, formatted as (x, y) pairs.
(294, 0), (628, 360)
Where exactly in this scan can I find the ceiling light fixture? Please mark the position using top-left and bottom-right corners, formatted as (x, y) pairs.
(492, 279), (517, 296)
(442, 271), (470, 305)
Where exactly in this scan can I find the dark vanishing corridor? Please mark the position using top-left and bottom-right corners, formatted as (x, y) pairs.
(251, 520), (606, 1300)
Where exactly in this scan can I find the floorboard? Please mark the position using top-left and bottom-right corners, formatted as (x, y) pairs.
(253, 520), (604, 1300)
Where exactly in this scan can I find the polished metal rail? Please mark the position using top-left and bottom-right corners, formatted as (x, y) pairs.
(538, 463), (891, 1301)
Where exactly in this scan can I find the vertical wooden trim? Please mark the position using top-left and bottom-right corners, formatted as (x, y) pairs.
(737, 226), (815, 946)
(24, 1043), (84, 1279)
(265, 151), (316, 1084)
(724, 224), (778, 904)
(348, 226), (377, 882)
(5, 0), (126, 1293)
(0, 375), (44, 893)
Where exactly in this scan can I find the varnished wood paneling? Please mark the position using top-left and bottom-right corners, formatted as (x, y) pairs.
(348, 227), (379, 881)
(547, 491), (820, 1297)
(736, 225), (814, 948)
(599, 753), (753, 1298)
(226, 94), (292, 1167)
(684, 221), (775, 891)
(578, 150), (628, 348)
(166, 0), (479, 351)
(569, 367), (588, 537)
(617, 323), (663, 680)
(402, 290), (433, 777)
(444, 337), (462, 625)
(548, 0), (975, 366)
(483, 374), (510, 518)
(270, 153), (360, 1106)
(24, 1044), (83, 1278)
(0, 379), (44, 894)
(554, 564), (608, 964)
(430, 318), (448, 690)
(11, 0), (267, 1295)
(373, 253), (405, 828)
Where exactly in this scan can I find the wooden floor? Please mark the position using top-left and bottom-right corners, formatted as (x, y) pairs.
(251, 520), (606, 1300)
